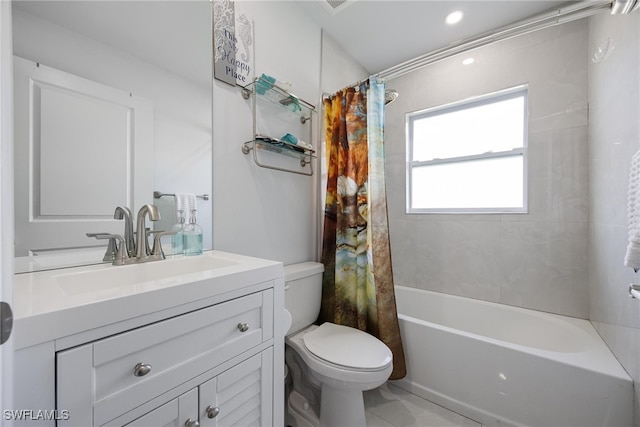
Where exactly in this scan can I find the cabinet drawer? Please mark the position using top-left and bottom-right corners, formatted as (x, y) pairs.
(57, 290), (274, 426)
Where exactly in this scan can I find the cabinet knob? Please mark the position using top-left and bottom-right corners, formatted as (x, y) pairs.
(206, 405), (220, 419)
(184, 418), (200, 427)
(133, 362), (152, 377)
(237, 322), (250, 333)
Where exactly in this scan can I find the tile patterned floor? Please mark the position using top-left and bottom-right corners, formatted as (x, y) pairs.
(363, 383), (483, 427)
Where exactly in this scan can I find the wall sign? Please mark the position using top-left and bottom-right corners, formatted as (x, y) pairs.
(213, 0), (254, 86)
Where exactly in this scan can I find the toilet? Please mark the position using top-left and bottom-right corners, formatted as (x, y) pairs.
(284, 262), (393, 427)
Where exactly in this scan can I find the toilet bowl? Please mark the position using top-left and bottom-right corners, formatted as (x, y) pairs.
(284, 262), (393, 427)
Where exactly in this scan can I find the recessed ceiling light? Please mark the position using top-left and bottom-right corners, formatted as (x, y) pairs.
(445, 10), (464, 25)
(462, 57), (475, 65)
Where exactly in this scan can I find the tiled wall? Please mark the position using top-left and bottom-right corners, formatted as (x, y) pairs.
(385, 20), (590, 318)
(588, 12), (640, 420)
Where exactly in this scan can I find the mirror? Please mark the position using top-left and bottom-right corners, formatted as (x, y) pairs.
(12, 1), (213, 272)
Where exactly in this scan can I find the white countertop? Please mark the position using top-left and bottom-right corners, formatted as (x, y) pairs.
(13, 250), (284, 349)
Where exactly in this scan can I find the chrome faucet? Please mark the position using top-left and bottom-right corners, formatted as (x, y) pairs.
(114, 206), (136, 257)
(88, 204), (175, 265)
(136, 204), (160, 259)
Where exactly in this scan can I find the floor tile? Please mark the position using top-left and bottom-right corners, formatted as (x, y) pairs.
(366, 411), (397, 427)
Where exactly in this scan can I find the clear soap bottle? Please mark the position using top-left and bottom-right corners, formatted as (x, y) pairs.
(170, 210), (186, 255)
(183, 209), (203, 256)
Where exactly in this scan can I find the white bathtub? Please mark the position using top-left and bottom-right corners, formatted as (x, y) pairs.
(391, 286), (633, 427)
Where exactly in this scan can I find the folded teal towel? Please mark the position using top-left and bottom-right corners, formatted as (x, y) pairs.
(279, 95), (301, 112)
(287, 97), (301, 112)
(281, 133), (298, 145)
(261, 73), (276, 84)
(256, 73), (276, 95)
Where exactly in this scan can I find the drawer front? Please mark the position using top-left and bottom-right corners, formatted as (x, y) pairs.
(57, 290), (274, 426)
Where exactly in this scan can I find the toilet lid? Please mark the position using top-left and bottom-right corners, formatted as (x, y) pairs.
(303, 323), (392, 369)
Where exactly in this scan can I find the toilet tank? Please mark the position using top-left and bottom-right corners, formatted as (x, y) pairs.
(284, 262), (325, 335)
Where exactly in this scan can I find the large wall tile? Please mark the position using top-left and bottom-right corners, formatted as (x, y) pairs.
(499, 220), (588, 317)
(503, 126), (589, 224)
(386, 19), (590, 318)
(414, 219), (503, 302)
(588, 11), (640, 421)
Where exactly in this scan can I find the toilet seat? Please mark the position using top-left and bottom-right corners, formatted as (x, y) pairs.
(303, 323), (392, 370)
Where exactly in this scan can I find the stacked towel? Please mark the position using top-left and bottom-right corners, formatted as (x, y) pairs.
(625, 150), (640, 272)
(175, 193), (197, 218)
(280, 133), (312, 150)
(279, 95), (301, 112)
(255, 74), (276, 95)
(280, 133), (298, 145)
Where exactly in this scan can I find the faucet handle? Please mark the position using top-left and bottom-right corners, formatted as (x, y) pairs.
(86, 233), (129, 265)
(149, 230), (176, 259)
(87, 232), (118, 262)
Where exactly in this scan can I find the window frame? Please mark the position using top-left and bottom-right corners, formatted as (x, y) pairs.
(406, 85), (529, 214)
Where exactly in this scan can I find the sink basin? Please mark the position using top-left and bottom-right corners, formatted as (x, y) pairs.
(56, 253), (237, 295)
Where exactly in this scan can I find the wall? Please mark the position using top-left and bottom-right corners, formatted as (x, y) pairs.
(320, 31), (369, 96)
(12, 5), (213, 250)
(384, 20), (590, 318)
(212, 2), (321, 265)
(588, 11), (640, 420)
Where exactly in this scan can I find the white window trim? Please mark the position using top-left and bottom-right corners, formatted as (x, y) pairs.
(406, 85), (529, 215)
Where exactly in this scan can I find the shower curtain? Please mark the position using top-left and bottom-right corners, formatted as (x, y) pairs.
(319, 77), (406, 380)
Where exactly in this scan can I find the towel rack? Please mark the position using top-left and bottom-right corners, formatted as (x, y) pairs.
(153, 191), (209, 201)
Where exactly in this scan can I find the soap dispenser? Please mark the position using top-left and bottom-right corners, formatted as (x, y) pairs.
(183, 209), (203, 256)
(170, 210), (186, 255)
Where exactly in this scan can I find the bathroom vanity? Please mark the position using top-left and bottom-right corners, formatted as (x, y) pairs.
(11, 251), (284, 427)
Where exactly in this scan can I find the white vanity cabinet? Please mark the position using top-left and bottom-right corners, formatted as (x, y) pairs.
(12, 251), (284, 427)
(57, 291), (273, 427)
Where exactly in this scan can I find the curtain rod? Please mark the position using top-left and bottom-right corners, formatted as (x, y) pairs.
(377, 0), (613, 81)
(323, 76), (377, 100)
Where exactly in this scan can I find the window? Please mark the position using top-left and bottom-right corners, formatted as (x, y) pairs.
(407, 85), (528, 213)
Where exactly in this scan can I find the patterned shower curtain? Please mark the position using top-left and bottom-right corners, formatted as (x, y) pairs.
(319, 77), (406, 380)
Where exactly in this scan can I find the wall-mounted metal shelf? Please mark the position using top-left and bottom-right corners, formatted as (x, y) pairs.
(240, 77), (316, 175)
(242, 135), (316, 176)
(241, 77), (314, 123)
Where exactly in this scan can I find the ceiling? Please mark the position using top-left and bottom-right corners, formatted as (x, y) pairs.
(14, 0), (585, 83)
(295, 0), (579, 74)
